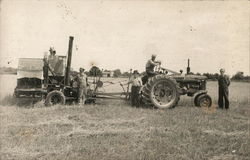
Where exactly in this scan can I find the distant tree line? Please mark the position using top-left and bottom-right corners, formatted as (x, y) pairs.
(2, 65), (249, 82)
(231, 72), (250, 82)
(0, 67), (17, 74)
(85, 66), (249, 82)
(86, 66), (134, 78)
(202, 72), (250, 82)
(202, 73), (219, 81)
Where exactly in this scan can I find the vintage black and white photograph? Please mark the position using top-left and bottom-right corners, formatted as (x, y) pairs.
(0, 0), (249, 159)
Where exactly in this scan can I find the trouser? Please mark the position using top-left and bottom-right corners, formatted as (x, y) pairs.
(131, 86), (141, 107)
(142, 70), (157, 85)
(146, 70), (157, 77)
(218, 88), (229, 109)
(78, 87), (87, 104)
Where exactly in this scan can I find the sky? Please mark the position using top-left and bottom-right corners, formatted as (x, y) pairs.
(0, 0), (249, 76)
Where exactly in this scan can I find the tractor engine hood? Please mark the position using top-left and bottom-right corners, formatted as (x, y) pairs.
(171, 74), (207, 82)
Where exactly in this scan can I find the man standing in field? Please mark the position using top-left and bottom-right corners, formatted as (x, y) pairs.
(76, 68), (88, 105)
(218, 68), (230, 109)
(129, 70), (142, 107)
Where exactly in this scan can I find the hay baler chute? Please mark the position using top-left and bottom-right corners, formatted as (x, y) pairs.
(14, 58), (46, 99)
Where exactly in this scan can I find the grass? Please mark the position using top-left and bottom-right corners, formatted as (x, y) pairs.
(0, 80), (249, 160)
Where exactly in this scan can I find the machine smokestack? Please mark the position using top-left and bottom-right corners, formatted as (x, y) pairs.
(65, 36), (74, 86)
(187, 59), (190, 74)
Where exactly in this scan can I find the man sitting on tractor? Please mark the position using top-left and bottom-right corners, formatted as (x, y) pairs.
(142, 54), (161, 85)
(146, 54), (161, 77)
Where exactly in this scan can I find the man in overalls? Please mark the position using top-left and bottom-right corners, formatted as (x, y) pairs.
(76, 68), (88, 105)
(218, 68), (230, 109)
(130, 70), (142, 107)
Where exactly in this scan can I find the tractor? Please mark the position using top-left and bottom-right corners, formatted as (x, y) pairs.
(140, 59), (212, 109)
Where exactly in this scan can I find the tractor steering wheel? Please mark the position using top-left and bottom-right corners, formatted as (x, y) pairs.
(155, 63), (161, 72)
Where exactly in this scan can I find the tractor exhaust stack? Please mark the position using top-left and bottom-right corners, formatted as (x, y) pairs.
(187, 59), (190, 74)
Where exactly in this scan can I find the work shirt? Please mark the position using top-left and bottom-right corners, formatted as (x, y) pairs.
(218, 75), (230, 89)
(130, 77), (142, 87)
(76, 73), (87, 88)
(146, 59), (158, 72)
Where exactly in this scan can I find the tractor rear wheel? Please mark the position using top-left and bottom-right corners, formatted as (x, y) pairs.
(195, 94), (212, 107)
(141, 74), (180, 109)
(45, 90), (65, 106)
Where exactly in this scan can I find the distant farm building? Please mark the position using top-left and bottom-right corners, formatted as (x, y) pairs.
(102, 70), (114, 77)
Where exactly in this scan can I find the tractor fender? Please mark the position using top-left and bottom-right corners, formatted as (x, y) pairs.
(194, 90), (207, 97)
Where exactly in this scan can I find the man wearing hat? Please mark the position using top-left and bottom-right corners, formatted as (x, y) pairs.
(48, 47), (56, 59)
(76, 67), (88, 105)
(218, 68), (230, 109)
(49, 47), (55, 54)
(145, 54), (161, 77)
(129, 70), (142, 107)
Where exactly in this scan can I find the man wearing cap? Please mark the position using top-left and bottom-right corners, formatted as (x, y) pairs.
(129, 70), (142, 107)
(218, 68), (230, 109)
(146, 54), (161, 77)
(76, 68), (88, 105)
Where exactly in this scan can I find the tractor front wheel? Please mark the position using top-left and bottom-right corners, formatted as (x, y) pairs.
(194, 94), (212, 107)
(45, 90), (65, 106)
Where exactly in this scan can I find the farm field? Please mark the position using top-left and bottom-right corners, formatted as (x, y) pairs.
(0, 74), (249, 160)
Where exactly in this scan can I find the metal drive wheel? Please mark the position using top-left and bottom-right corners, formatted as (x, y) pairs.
(45, 90), (65, 106)
(195, 94), (212, 107)
(141, 74), (180, 109)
